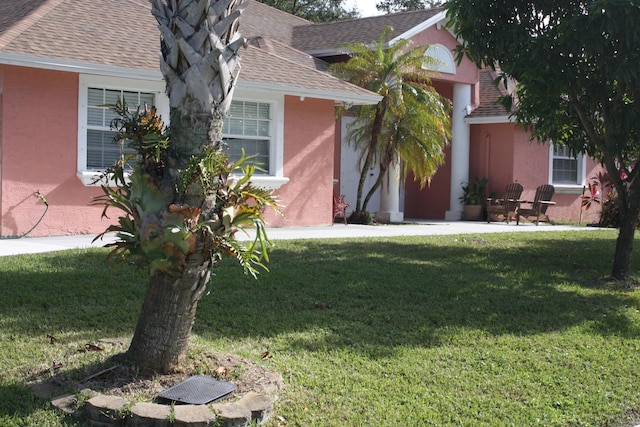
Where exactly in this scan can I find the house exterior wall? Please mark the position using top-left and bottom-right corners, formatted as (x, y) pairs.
(471, 123), (602, 224)
(0, 65), (107, 237)
(469, 123), (516, 197)
(263, 96), (336, 227)
(0, 66), (338, 236)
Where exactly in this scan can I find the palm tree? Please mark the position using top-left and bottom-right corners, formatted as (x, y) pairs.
(94, 0), (277, 373)
(329, 27), (451, 223)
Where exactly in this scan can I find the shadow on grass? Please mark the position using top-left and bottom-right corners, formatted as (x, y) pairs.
(194, 233), (640, 357)
(1, 232), (637, 360)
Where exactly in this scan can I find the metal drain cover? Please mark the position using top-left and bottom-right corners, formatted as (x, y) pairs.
(158, 375), (236, 405)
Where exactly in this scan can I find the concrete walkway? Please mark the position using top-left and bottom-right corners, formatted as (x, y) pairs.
(0, 220), (601, 257)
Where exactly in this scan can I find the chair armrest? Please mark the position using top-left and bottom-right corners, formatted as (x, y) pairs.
(539, 201), (556, 205)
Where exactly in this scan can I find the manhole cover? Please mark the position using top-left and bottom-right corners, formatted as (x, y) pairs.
(158, 375), (236, 405)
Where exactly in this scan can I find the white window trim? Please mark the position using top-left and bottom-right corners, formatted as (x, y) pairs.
(77, 75), (169, 186)
(423, 43), (456, 75)
(229, 90), (288, 189)
(77, 80), (288, 189)
(548, 144), (587, 194)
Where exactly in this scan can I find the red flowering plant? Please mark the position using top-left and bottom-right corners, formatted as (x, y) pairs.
(581, 171), (611, 211)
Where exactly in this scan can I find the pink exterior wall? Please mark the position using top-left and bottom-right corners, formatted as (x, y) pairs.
(265, 96), (336, 227)
(473, 122), (602, 224)
(0, 65), (108, 237)
(470, 123), (516, 196)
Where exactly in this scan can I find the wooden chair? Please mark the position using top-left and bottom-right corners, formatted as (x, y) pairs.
(333, 191), (350, 225)
(516, 184), (555, 225)
(486, 182), (523, 223)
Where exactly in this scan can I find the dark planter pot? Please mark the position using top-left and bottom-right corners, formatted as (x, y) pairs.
(463, 205), (483, 221)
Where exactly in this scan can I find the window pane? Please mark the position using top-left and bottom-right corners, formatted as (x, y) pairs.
(85, 88), (155, 170)
(221, 101), (272, 175)
(140, 93), (155, 107)
(224, 138), (269, 173)
(122, 91), (139, 106)
(229, 119), (243, 135)
(244, 119), (258, 136)
(244, 102), (258, 119)
(553, 158), (578, 184)
(104, 89), (120, 105)
(258, 120), (270, 137)
(87, 107), (104, 126)
(229, 101), (244, 117)
(258, 104), (270, 120)
(88, 88), (104, 107)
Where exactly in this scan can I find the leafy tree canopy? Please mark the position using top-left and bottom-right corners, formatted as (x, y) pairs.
(445, 0), (640, 280)
(256, 0), (358, 22)
(376, 0), (444, 14)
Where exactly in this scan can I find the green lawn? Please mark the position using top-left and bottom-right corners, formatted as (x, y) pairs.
(2, 229), (640, 426)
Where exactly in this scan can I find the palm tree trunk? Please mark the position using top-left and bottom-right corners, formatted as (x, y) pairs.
(125, 0), (246, 372)
(127, 249), (211, 371)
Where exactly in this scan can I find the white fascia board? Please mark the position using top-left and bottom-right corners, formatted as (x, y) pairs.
(0, 52), (381, 105)
(465, 115), (515, 124)
(391, 11), (448, 44)
(0, 52), (162, 81)
(238, 81), (382, 105)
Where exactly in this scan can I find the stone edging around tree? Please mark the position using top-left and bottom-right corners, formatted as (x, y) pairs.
(51, 388), (274, 427)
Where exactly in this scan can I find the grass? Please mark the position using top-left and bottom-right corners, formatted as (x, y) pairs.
(2, 229), (640, 426)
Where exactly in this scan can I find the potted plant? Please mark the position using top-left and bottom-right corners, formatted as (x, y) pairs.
(459, 175), (488, 220)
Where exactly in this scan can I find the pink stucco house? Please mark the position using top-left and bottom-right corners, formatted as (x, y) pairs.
(0, 0), (600, 238)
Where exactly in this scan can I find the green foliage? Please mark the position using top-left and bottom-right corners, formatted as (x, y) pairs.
(329, 27), (451, 214)
(256, 0), (358, 22)
(376, 0), (444, 14)
(445, 0), (640, 279)
(110, 98), (169, 175)
(93, 101), (279, 278)
(459, 174), (488, 205)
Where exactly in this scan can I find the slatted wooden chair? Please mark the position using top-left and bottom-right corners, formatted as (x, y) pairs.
(516, 184), (555, 225)
(486, 182), (524, 224)
(333, 191), (350, 225)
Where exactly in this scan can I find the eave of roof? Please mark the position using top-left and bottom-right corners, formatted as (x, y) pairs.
(0, 0), (379, 106)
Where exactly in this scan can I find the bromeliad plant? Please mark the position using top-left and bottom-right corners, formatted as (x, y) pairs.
(93, 100), (278, 278)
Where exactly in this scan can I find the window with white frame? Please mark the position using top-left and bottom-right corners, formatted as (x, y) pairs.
(223, 100), (271, 174)
(550, 144), (585, 186)
(86, 88), (155, 169)
(77, 75), (168, 186)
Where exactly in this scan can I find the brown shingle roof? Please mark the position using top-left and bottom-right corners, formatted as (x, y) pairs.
(0, 0), (377, 103)
(467, 69), (514, 119)
(241, 0), (310, 46)
(0, 0), (158, 70)
(291, 8), (445, 54)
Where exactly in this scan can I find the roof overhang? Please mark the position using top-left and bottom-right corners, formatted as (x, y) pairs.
(465, 115), (515, 124)
(241, 81), (381, 106)
(391, 11), (448, 44)
(0, 52), (161, 81)
(0, 52), (381, 106)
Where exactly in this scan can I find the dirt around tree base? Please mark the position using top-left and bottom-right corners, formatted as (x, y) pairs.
(33, 339), (283, 406)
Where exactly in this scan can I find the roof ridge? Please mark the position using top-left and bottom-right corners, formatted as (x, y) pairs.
(0, 0), (67, 50)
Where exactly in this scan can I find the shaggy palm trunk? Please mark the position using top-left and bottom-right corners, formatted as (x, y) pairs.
(126, 0), (246, 372)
